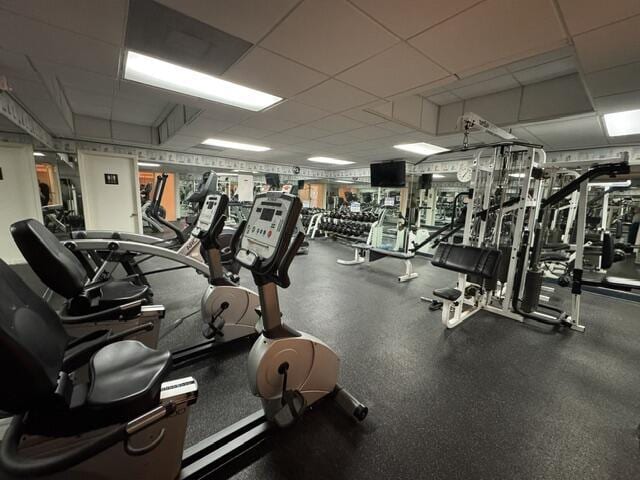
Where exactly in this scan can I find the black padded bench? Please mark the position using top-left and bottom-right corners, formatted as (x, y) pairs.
(430, 243), (502, 302)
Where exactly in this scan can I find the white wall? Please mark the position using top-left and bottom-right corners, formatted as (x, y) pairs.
(0, 143), (43, 264)
(237, 174), (254, 202)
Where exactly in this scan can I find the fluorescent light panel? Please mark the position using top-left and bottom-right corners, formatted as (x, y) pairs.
(307, 156), (354, 165)
(394, 142), (449, 156)
(138, 162), (160, 167)
(124, 50), (282, 112)
(432, 174), (445, 178)
(335, 180), (354, 184)
(203, 138), (270, 152)
(33, 152), (45, 157)
(509, 173), (526, 178)
(603, 109), (640, 137)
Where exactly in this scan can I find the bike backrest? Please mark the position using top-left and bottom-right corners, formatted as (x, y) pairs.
(11, 219), (88, 299)
(0, 259), (68, 413)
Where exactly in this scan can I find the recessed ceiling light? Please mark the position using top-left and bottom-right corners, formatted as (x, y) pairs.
(124, 50), (282, 111)
(33, 152), (45, 157)
(509, 173), (526, 178)
(307, 157), (355, 165)
(432, 174), (445, 179)
(335, 180), (354, 184)
(394, 142), (449, 156)
(203, 138), (270, 152)
(603, 109), (640, 137)
(138, 162), (160, 167)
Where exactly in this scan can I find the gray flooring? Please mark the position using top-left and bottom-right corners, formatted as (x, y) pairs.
(12, 239), (640, 479)
(146, 239), (640, 480)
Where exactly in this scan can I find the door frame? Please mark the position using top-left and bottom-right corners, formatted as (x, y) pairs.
(77, 150), (143, 233)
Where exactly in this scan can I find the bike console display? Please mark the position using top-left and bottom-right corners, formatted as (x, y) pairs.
(193, 194), (228, 239)
(235, 192), (300, 273)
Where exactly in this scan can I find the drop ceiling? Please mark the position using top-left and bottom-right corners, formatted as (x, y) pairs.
(0, 0), (638, 169)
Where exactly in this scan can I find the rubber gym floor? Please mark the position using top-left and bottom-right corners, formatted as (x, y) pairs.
(14, 240), (640, 479)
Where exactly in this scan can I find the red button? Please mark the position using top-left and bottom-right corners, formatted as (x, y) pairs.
(267, 230), (272, 238)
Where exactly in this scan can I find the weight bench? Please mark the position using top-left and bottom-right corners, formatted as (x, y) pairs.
(425, 243), (501, 328)
(337, 243), (418, 282)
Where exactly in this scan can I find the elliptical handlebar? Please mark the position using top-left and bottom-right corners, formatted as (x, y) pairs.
(229, 220), (247, 257)
(276, 231), (306, 288)
(203, 215), (227, 250)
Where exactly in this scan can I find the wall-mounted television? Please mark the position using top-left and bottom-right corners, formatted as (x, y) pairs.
(370, 161), (406, 187)
(265, 173), (280, 187)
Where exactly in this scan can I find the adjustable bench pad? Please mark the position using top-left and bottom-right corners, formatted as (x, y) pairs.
(431, 243), (501, 279)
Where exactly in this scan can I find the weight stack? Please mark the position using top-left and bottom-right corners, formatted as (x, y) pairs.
(521, 269), (543, 313)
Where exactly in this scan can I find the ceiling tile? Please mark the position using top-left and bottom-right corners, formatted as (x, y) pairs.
(53, 65), (116, 97)
(556, 0), (640, 36)
(350, 0), (481, 39)
(0, 0), (127, 45)
(0, 9), (119, 77)
(378, 121), (416, 134)
(112, 98), (165, 125)
(223, 47), (327, 98)
(322, 132), (362, 145)
(201, 102), (255, 123)
(262, 132), (307, 146)
(505, 45), (575, 72)
(523, 115), (606, 148)
(180, 116), (236, 138)
(0, 48), (39, 81)
(293, 79), (378, 113)
(162, 133), (205, 148)
(573, 15), (640, 73)
(349, 125), (394, 140)
(451, 74), (520, 99)
(585, 61), (640, 98)
(427, 91), (461, 105)
(240, 115), (299, 132)
(338, 43), (448, 97)
(342, 107), (387, 124)
(261, 0), (398, 75)
(154, 0), (299, 43)
(221, 124), (272, 139)
(509, 126), (544, 144)
(260, 100), (330, 123)
(283, 124), (333, 140)
(409, 0), (567, 73)
(593, 89), (640, 114)
(65, 87), (113, 119)
(512, 57), (577, 85)
(307, 115), (366, 134)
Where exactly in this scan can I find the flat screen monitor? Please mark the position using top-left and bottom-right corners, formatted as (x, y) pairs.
(370, 161), (406, 187)
(265, 173), (280, 187)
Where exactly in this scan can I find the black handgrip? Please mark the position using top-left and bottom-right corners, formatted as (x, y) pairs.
(230, 220), (247, 256)
(276, 231), (305, 288)
(203, 215), (227, 249)
(0, 415), (126, 477)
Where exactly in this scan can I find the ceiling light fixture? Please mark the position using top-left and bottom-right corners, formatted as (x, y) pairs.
(33, 152), (45, 157)
(335, 180), (354, 184)
(603, 109), (640, 137)
(138, 162), (161, 167)
(509, 173), (526, 178)
(307, 157), (355, 165)
(394, 142), (449, 156)
(432, 174), (445, 179)
(124, 50), (282, 111)
(203, 138), (270, 152)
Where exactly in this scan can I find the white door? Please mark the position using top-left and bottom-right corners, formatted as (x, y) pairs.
(0, 143), (43, 264)
(78, 151), (142, 233)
